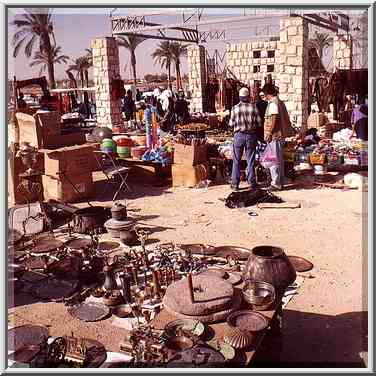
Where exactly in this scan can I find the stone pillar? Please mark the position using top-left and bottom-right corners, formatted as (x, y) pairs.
(91, 37), (123, 131)
(278, 16), (309, 130)
(333, 34), (353, 69)
(187, 45), (207, 113)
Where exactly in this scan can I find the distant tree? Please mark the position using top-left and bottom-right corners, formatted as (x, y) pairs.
(152, 41), (173, 90)
(117, 35), (147, 86)
(169, 42), (187, 90)
(68, 55), (91, 87)
(29, 45), (69, 76)
(12, 8), (57, 88)
(309, 31), (333, 62)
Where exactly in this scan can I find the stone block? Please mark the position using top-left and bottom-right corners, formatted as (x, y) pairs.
(289, 26), (298, 37)
(286, 45), (297, 55)
(261, 58), (267, 65)
(261, 50), (267, 58)
(235, 59), (241, 66)
(241, 59), (247, 66)
(247, 59), (253, 66)
(280, 31), (288, 43)
(241, 43), (247, 51)
(343, 49), (351, 58)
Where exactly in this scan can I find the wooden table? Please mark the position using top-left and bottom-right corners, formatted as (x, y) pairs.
(117, 157), (171, 180)
(150, 289), (283, 366)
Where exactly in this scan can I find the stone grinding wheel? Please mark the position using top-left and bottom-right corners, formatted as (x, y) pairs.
(164, 288), (243, 324)
(163, 275), (238, 320)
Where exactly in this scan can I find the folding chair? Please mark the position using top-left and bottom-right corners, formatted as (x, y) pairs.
(93, 151), (131, 201)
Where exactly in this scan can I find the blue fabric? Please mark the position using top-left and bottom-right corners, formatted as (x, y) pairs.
(231, 132), (258, 189)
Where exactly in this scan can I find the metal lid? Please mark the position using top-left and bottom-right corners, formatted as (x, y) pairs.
(104, 217), (135, 230)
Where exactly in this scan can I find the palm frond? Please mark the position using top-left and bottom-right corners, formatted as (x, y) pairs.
(13, 36), (27, 57)
(24, 34), (37, 57)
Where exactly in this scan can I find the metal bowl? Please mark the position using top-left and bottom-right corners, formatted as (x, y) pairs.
(164, 336), (194, 352)
(111, 304), (133, 318)
(242, 280), (275, 310)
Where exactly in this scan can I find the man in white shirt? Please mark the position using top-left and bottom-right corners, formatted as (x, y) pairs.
(263, 84), (293, 190)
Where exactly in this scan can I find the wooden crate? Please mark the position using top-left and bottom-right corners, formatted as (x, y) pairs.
(42, 144), (98, 177)
(172, 163), (209, 188)
(42, 173), (93, 203)
(173, 143), (208, 166)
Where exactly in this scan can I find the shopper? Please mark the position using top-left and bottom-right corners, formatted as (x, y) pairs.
(263, 83), (293, 191)
(229, 87), (261, 191)
(122, 89), (136, 121)
(174, 90), (190, 125)
(255, 91), (268, 142)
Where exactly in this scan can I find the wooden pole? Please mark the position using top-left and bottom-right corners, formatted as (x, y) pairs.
(187, 272), (194, 303)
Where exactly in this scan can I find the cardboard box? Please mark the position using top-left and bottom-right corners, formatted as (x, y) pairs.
(8, 151), (45, 205)
(42, 172), (93, 203)
(15, 112), (86, 149)
(42, 144), (98, 177)
(173, 143), (208, 166)
(172, 163), (209, 188)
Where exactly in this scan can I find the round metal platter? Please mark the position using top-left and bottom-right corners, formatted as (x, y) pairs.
(178, 244), (216, 256)
(65, 238), (93, 250)
(68, 302), (110, 322)
(164, 319), (205, 338)
(33, 278), (78, 301)
(8, 325), (49, 352)
(213, 246), (252, 261)
(29, 238), (64, 254)
(288, 256), (314, 272)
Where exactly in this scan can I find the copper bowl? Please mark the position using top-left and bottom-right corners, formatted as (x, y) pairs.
(164, 336), (194, 352)
(242, 280), (275, 310)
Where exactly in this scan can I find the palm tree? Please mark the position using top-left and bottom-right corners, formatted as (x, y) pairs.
(117, 35), (146, 86)
(152, 41), (173, 89)
(310, 31), (333, 62)
(29, 45), (69, 76)
(170, 42), (187, 90)
(68, 56), (91, 87)
(12, 8), (57, 88)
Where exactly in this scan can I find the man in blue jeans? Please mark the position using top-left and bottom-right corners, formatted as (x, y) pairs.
(229, 87), (262, 191)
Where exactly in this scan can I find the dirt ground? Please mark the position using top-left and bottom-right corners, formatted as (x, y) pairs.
(9, 167), (368, 368)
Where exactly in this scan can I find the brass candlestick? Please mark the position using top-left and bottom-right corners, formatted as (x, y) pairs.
(187, 272), (195, 303)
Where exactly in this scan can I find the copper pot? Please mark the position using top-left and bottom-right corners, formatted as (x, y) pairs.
(243, 246), (296, 293)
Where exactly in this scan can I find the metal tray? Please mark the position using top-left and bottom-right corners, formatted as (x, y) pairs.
(8, 325), (48, 352)
(68, 302), (110, 322)
(213, 246), (252, 261)
(288, 256), (314, 272)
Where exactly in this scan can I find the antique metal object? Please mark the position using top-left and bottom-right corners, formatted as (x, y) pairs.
(178, 244), (216, 256)
(119, 272), (132, 303)
(103, 264), (117, 291)
(67, 302), (110, 322)
(47, 337), (67, 365)
(242, 280), (276, 311)
(187, 272), (194, 303)
(288, 255), (314, 272)
(102, 290), (123, 306)
(8, 345), (42, 364)
(243, 246), (296, 292)
(111, 202), (127, 220)
(164, 319), (205, 339)
(112, 304), (133, 318)
(73, 206), (110, 235)
(164, 336), (194, 352)
(63, 333), (87, 366)
(104, 217), (135, 239)
(167, 344), (224, 367)
(151, 269), (161, 298)
(224, 310), (269, 350)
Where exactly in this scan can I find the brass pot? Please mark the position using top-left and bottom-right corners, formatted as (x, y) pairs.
(243, 246), (296, 293)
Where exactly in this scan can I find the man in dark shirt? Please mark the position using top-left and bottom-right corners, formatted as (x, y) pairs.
(174, 91), (190, 125)
(255, 91), (268, 142)
(122, 90), (136, 121)
(229, 87), (261, 191)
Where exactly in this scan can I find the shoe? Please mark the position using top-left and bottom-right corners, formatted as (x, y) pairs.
(230, 185), (239, 191)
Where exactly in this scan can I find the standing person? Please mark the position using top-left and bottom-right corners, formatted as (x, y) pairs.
(229, 87), (261, 191)
(136, 89), (142, 101)
(17, 92), (27, 109)
(174, 90), (190, 125)
(122, 89), (136, 122)
(263, 83), (293, 191)
(255, 91), (268, 142)
(143, 96), (153, 148)
(351, 101), (368, 141)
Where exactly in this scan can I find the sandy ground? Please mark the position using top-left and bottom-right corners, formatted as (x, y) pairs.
(8, 168), (368, 368)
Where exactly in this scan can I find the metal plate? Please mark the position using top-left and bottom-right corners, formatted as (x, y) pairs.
(168, 344), (224, 367)
(8, 344), (41, 363)
(213, 246), (252, 261)
(65, 238), (93, 250)
(288, 256), (314, 272)
(68, 302), (110, 322)
(33, 278), (78, 301)
(8, 325), (49, 352)
(178, 244), (216, 256)
(164, 319), (205, 338)
(97, 241), (121, 253)
(30, 238), (64, 254)
(8, 203), (44, 236)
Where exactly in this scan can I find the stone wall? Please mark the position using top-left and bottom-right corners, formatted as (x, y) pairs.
(187, 45), (207, 113)
(278, 16), (309, 130)
(333, 34), (353, 69)
(91, 37), (123, 131)
(226, 40), (279, 84)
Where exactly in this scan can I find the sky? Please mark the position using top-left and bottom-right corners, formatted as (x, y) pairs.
(7, 7), (367, 82)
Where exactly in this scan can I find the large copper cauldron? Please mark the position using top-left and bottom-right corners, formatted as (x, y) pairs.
(243, 246), (296, 293)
